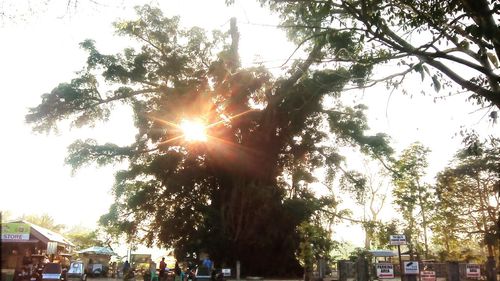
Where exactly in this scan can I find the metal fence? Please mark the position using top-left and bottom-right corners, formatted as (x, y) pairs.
(335, 261), (487, 281)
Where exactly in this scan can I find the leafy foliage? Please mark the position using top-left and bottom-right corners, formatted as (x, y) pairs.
(339, 160), (392, 250)
(21, 213), (66, 233)
(433, 135), (499, 261)
(260, 0), (500, 110)
(392, 143), (434, 258)
(65, 227), (106, 250)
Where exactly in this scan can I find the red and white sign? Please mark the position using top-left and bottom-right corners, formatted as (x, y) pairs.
(420, 271), (436, 281)
(376, 263), (394, 279)
(466, 264), (480, 279)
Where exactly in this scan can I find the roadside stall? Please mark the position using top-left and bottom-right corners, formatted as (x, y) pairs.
(369, 250), (397, 280)
(76, 246), (116, 277)
(1, 220), (74, 281)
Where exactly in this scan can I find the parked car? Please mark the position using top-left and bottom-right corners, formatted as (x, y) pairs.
(66, 261), (87, 281)
(41, 263), (62, 281)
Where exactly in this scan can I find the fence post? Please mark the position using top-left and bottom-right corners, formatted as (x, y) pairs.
(486, 256), (498, 281)
(356, 256), (369, 281)
(447, 262), (460, 281)
(338, 260), (348, 281)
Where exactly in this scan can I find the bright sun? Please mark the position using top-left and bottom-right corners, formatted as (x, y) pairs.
(180, 119), (208, 142)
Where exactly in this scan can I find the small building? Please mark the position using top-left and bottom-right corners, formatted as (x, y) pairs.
(1, 220), (74, 272)
(77, 246), (116, 276)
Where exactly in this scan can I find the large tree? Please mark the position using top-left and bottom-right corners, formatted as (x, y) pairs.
(434, 135), (499, 267)
(26, 6), (392, 276)
(260, 0), (500, 111)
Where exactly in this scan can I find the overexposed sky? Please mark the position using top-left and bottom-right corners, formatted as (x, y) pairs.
(0, 0), (497, 251)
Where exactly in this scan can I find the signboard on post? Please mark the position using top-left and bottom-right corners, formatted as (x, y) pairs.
(390, 234), (407, 245)
(404, 261), (419, 275)
(376, 263), (394, 279)
(466, 264), (481, 279)
(420, 271), (436, 281)
(1, 223), (30, 240)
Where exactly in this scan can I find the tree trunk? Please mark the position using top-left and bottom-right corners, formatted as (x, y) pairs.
(417, 184), (429, 259)
(364, 226), (371, 250)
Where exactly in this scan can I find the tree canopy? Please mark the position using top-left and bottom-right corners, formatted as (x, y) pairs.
(260, 0), (500, 111)
(434, 135), (499, 260)
(26, 5), (393, 276)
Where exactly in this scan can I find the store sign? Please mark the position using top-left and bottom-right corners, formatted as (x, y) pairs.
(420, 271), (436, 281)
(376, 263), (394, 279)
(404, 261), (419, 275)
(1, 223), (30, 240)
(466, 264), (480, 279)
(389, 234), (407, 245)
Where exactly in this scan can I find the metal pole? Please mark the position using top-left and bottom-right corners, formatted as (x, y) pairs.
(398, 245), (404, 281)
(236, 260), (240, 281)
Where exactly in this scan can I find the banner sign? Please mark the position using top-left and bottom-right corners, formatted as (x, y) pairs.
(376, 263), (394, 279)
(420, 271), (436, 281)
(466, 264), (480, 279)
(389, 234), (407, 245)
(1, 223), (30, 240)
(403, 261), (419, 275)
(131, 254), (151, 264)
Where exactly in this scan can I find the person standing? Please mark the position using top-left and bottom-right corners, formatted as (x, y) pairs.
(159, 258), (167, 280)
(174, 262), (181, 281)
(150, 261), (158, 281)
(123, 260), (131, 276)
(202, 258), (212, 271)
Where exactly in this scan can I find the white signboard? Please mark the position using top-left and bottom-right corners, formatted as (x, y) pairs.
(47, 242), (58, 255)
(389, 234), (407, 245)
(466, 264), (480, 279)
(221, 268), (231, 277)
(403, 261), (419, 275)
(376, 263), (394, 279)
(420, 271), (436, 281)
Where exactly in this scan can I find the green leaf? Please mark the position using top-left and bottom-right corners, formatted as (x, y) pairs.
(414, 63), (425, 81)
(432, 75), (441, 92)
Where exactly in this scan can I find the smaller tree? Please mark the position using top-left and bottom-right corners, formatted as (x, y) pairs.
(21, 213), (66, 233)
(298, 221), (335, 281)
(392, 143), (435, 258)
(1, 210), (13, 223)
(434, 134), (499, 267)
(65, 226), (107, 250)
(339, 160), (391, 250)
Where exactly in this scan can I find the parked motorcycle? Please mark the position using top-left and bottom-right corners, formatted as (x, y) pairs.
(123, 269), (136, 281)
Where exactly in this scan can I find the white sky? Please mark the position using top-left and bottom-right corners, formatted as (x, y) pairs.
(0, 0), (498, 253)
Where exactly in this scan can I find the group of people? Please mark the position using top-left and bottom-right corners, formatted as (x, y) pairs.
(13, 252), (52, 281)
(125, 257), (216, 281)
(123, 258), (223, 281)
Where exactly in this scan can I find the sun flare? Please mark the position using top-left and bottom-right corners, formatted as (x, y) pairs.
(180, 119), (208, 142)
